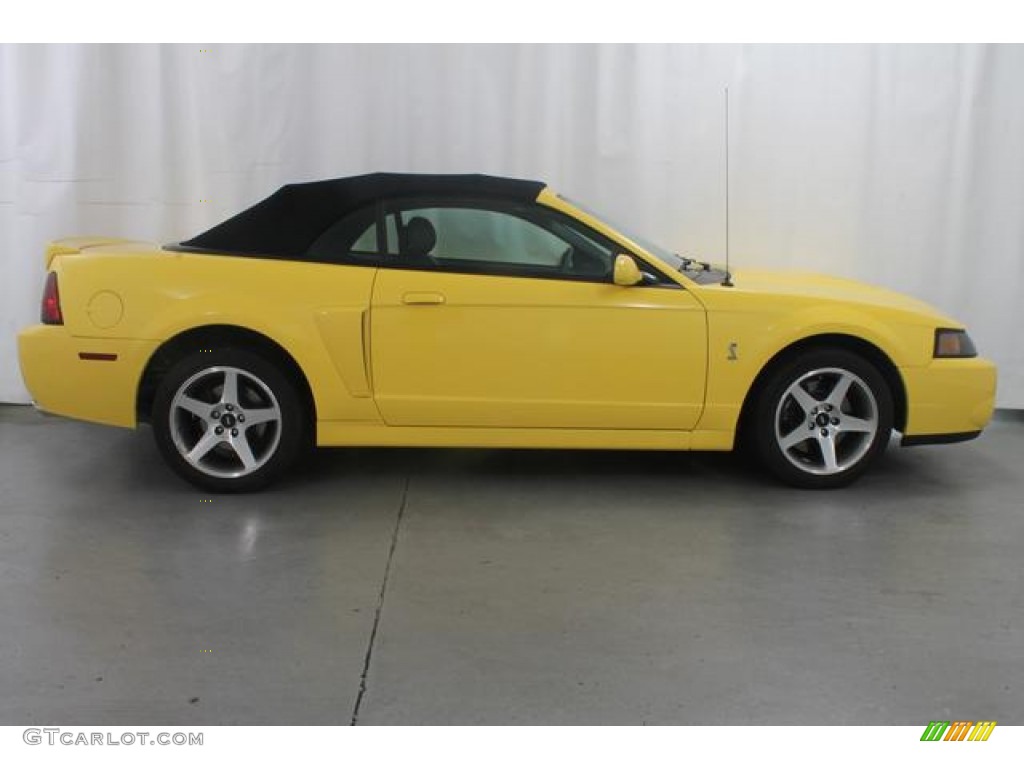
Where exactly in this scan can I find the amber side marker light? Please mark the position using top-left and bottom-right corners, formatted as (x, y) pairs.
(934, 328), (978, 358)
(41, 272), (63, 325)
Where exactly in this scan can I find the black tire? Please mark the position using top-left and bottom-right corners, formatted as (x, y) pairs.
(749, 348), (894, 489)
(151, 347), (306, 492)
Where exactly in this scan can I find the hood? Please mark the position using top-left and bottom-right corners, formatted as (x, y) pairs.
(718, 268), (958, 325)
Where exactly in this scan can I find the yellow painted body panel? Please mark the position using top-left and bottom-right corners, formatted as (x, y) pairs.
(688, 273), (941, 440)
(902, 359), (997, 436)
(17, 188), (997, 451)
(16, 325), (159, 428)
(370, 268), (707, 429)
(31, 242), (381, 425)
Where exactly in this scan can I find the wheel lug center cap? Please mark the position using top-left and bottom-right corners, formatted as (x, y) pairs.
(815, 413), (831, 427)
(221, 413), (237, 428)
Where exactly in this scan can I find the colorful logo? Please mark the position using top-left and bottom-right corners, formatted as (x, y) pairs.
(920, 721), (996, 741)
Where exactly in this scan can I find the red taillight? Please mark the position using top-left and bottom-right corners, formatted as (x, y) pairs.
(41, 272), (63, 325)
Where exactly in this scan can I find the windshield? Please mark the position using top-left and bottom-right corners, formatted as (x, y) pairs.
(560, 196), (686, 271)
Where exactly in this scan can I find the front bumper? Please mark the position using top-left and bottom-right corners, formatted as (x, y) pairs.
(17, 325), (159, 428)
(901, 430), (982, 447)
(901, 357), (997, 443)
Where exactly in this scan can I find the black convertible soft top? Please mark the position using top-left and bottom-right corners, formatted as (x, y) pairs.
(172, 173), (546, 258)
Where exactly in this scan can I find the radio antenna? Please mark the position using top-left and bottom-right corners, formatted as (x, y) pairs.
(722, 86), (734, 287)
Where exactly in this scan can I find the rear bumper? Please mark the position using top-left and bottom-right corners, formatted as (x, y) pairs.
(901, 357), (997, 441)
(17, 325), (158, 428)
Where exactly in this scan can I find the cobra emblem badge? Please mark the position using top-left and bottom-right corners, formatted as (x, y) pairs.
(727, 342), (739, 361)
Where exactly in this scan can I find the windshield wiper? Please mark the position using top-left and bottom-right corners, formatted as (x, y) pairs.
(676, 254), (712, 272)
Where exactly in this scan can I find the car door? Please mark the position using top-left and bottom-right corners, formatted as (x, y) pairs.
(369, 199), (707, 430)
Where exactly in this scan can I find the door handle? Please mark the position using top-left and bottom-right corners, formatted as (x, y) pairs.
(402, 292), (446, 305)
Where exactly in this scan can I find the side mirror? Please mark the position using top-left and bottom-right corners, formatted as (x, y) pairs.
(613, 254), (644, 286)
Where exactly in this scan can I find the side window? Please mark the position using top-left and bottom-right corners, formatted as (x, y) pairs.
(350, 223), (377, 252)
(306, 205), (379, 260)
(382, 203), (616, 281)
(384, 215), (400, 256)
(401, 208), (567, 266)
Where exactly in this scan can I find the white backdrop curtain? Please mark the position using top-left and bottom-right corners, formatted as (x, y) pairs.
(1, 44), (1022, 407)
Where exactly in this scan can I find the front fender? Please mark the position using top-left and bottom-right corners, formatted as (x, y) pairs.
(697, 301), (933, 435)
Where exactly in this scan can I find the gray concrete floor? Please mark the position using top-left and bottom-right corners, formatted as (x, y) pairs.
(0, 404), (1021, 725)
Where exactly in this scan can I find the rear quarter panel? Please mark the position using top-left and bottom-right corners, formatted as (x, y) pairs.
(53, 245), (379, 423)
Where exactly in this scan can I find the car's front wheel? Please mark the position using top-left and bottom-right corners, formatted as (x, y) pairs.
(152, 348), (306, 492)
(751, 349), (894, 488)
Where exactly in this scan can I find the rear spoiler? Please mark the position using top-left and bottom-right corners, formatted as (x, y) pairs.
(44, 237), (135, 270)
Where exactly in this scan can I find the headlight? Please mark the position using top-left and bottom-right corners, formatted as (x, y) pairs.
(934, 328), (977, 358)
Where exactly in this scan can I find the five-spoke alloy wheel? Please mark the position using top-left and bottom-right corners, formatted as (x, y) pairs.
(751, 349), (894, 488)
(153, 348), (306, 492)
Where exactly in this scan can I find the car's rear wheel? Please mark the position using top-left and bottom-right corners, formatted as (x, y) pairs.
(152, 348), (306, 492)
(751, 349), (894, 488)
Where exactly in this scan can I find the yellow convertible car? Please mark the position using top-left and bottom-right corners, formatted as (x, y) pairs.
(17, 174), (996, 491)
